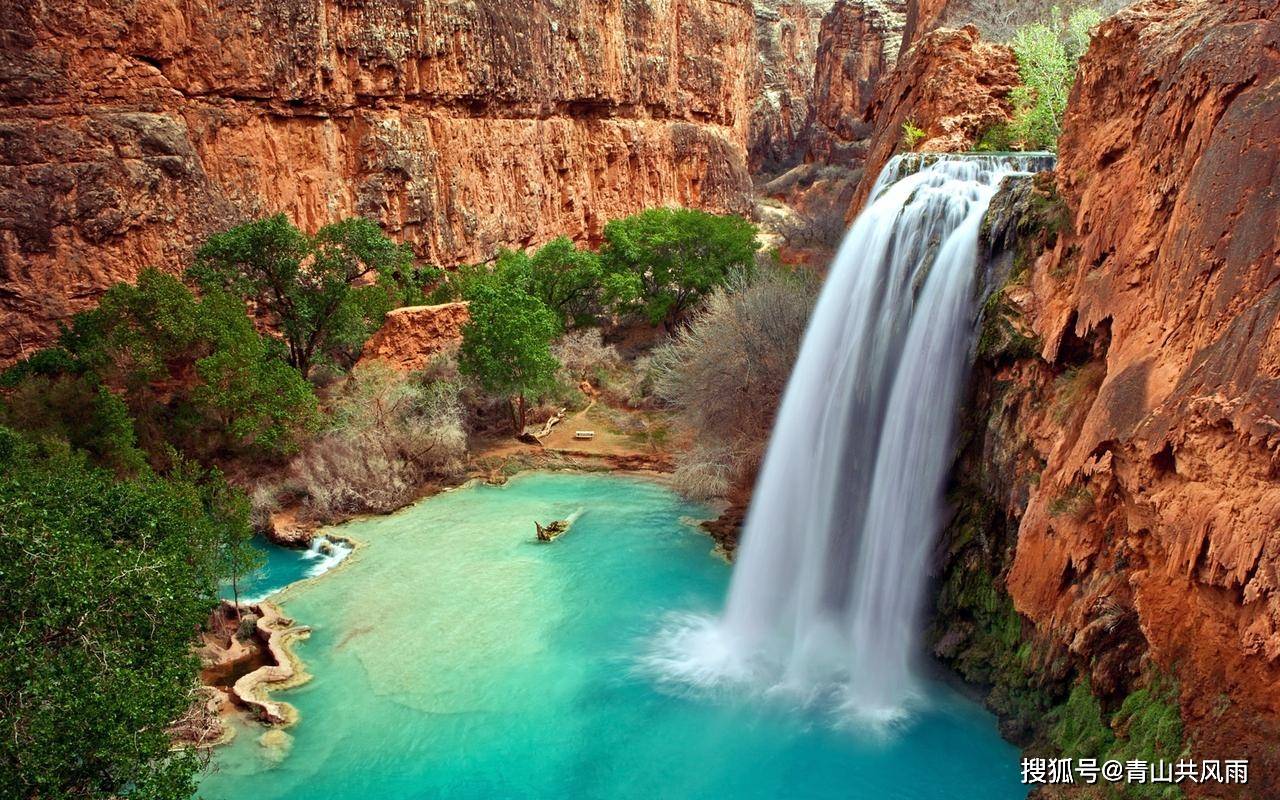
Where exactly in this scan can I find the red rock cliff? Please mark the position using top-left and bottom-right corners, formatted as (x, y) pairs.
(847, 22), (1017, 213)
(975, 0), (1280, 788)
(749, 0), (836, 172)
(805, 0), (906, 166)
(0, 0), (758, 359)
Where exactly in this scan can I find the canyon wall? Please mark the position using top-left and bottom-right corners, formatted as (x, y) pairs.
(936, 0), (1280, 792)
(0, 0), (758, 359)
(805, 0), (906, 166)
(750, 0), (836, 172)
(847, 22), (1016, 212)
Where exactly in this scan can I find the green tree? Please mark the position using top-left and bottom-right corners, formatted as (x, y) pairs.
(185, 291), (320, 458)
(981, 6), (1102, 151)
(0, 376), (147, 475)
(457, 281), (560, 432)
(601, 208), (759, 329)
(1, 269), (319, 463)
(0, 429), (253, 800)
(494, 237), (607, 328)
(188, 215), (417, 378)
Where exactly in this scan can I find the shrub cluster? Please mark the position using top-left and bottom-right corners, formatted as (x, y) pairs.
(651, 267), (818, 499)
(444, 209), (758, 432)
(280, 362), (467, 521)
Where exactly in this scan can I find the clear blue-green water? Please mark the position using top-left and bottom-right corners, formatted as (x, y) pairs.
(199, 472), (1024, 800)
(219, 536), (351, 604)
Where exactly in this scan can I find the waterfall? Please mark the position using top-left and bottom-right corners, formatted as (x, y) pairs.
(649, 153), (1053, 721)
(302, 535), (354, 578)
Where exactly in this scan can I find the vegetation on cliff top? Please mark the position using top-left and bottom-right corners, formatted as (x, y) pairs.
(978, 6), (1101, 151)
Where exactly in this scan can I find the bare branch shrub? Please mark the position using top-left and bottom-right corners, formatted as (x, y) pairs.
(652, 267), (818, 498)
(249, 484), (280, 532)
(670, 444), (735, 501)
(552, 329), (621, 382)
(285, 361), (467, 521)
(950, 0), (1128, 44)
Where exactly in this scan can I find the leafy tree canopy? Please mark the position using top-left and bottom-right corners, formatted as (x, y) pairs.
(979, 6), (1101, 151)
(457, 280), (560, 431)
(601, 208), (759, 328)
(188, 214), (422, 377)
(1, 269), (319, 465)
(0, 429), (254, 800)
(492, 237), (608, 328)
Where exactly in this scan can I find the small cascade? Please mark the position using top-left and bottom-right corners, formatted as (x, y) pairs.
(301, 535), (354, 578)
(650, 152), (1053, 721)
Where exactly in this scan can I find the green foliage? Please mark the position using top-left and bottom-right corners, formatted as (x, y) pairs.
(1110, 680), (1186, 799)
(901, 119), (927, 150)
(0, 375), (147, 475)
(1, 269), (319, 464)
(601, 208), (759, 328)
(492, 237), (607, 328)
(423, 262), (494, 305)
(1049, 677), (1186, 799)
(187, 291), (321, 457)
(989, 6), (1101, 151)
(457, 280), (561, 431)
(977, 289), (1041, 363)
(1053, 681), (1116, 759)
(189, 214), (417, 377)
(0, 431), (256, 800)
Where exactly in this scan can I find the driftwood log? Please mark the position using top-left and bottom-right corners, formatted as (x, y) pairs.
(535, 519), (571, 543)
(517, 407), (567, 444)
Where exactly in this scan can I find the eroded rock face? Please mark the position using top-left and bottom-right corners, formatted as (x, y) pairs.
(806, 0), (907, 166)
(750, 0), (837, 172)
(847, 24), (1017, 213)
(0, 0), (757, 360)
(974, 0), (1280, 788)
(357, 301), (469, 373)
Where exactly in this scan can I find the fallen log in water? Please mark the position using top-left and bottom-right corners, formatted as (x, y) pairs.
(535, 519), (571, 543)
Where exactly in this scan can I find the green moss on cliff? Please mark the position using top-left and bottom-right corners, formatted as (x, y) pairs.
(1047, 676), (1186, 799)
(977, 288), (1040, 362)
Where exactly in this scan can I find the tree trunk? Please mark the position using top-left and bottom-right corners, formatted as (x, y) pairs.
(230, 569), (242, 621)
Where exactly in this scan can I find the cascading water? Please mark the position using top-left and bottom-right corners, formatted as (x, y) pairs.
(650, 152), (1053, 721)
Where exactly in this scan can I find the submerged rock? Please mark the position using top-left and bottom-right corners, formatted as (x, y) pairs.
(258, 729), (294, 764)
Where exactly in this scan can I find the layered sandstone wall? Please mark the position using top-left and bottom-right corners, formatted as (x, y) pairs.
(943, 0), (1280, 790)
(749, 0), (836, 172)
(0, 0), (758, 359)
(805, 0), (906, 166)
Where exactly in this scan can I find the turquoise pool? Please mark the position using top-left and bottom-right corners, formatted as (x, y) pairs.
(199, 471), (1024, 800)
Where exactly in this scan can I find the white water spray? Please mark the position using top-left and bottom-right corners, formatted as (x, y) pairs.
(302, 535), (354, 578)
(650, 153), (1052, 720)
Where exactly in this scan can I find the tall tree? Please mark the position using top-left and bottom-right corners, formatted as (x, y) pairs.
(188, 215), (417, 378)
(494, 237), (608, 328)
(601, 208), (759, 329)
(457, 281), (560, 432)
